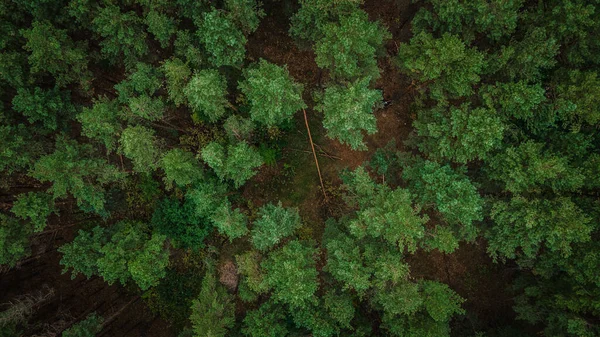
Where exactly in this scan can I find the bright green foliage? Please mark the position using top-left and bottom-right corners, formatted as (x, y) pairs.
(398, 32), (485, 100)
(173, 29), (206, 69)
(185, 178), (229, 219)
(251, 202), (302, 251)
(151, 197), (211, 249)
(77, 97), (122, 152)
(209, 201), (248, 241)
(190, 268), (235, 337)
(401, 158), (482, 239)
(60, 222), (169, 290)
(342, 167), (429, 253)
(201, 142), (263, 188)
(162, 58), (191, 107)
(422, 226), (459, 254)
(120, 125), (162, 173)
(223, 115), (254, 140)
(145, 10), (176, 48)
(412, 0), (524, 41)
(242, 300), (289, 337)
(12, 87), (75, 131)
(224, 0), (265, 35)
(160, 149), (203, 189)
(239, 59), (306, 127)
(127, 95), (165, 121)
(290, 0), (362, 42)
(314, 9), (389, 80)
(185, 69), (229, 122)
(62, 313), (103, 337)
(0, 214), (33, 267)
(32, 136), (124, 215)
(236, 250), (269, 298)
(413, 103), (505, 163)
(486, 141), (585, 194)
(487, 196), (592, 260)
(262, 240), (319, 308)
(554, 70), (600, 127)
(20, 20), (90, 88)
(420, 281), (465, 322)
(11, 192), (54, 232)
(196, 10), (246, 67)
(115, 62), (163, 104)
(92, 5), (148, 66)
(317, 78), (380, 150)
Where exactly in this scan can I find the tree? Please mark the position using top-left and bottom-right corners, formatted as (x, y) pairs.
(238, 59), (306, 127)
(11, 192), (55, 232)
(316, 77), (381, 150)
(401, 157), (482, 240)
(225, 0), (265, 35)
(196, 10), (246, 67)
(251, 202), (302, 251)
(62, 313), (103, 337)
(397, 32), (485, 100)
(120, 125), (162, 173)
(12, 87), (75, 131)
(145, 10), (176, 48)
(162, 58), (191, 107)
(77, 97), (122, 152)
(114, 62), (162, 104)
(554, 69), (600, 128)
(59, 222), (169, 290)
(0, 214), (33, 267)
(190, 267), (235, 337)
(486, 196), (592, 260)
(209, 200), (248, 241)
(201, 142), (263, 188)
(412, 102), (505, 163)
(289, 0), (363, 42)
(151, 197), (211, 249)
(185, 69), (229, 122)
(160, 149), (204, 189)
(242, 300), (289, 337)
(20, 20), (91, 88)
(314, 9), (389, 81)
(32, 136), (124, 215)
(262, 240), (319, 308)
(92, 5), (148, 66)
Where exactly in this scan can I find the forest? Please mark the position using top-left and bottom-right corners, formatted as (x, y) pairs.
(1, 0), (599, 336)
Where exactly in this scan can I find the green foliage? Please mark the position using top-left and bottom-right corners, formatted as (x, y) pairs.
(12, 87), (75, 131)
(342, 167), (429, 253)
(185, 177), (229, 219)
(236, 250), (269, 298)
(554, 69), (600, 128)
(314, 9), (389, 81)
(413, 103), (505, 163)
(479, 81), (547, 121)
(316, 77), (380, 150)
(151, 197), (211, 249)
(20, 20), (91, 88)
(127, 95), (165, 121)
(11, 192), (54, 232)
(115, 62), (163, 104)
(162, 58), (192, 107)
(197, 10), (246, 67)
(0, 214), (32, 267)
(251, 202), (302, 251)
(77, 97), (122, 152)
(32, 136), (124, 215)
(401, 158), (482, 240)
(92, 5), (148, 66)
(59, 222), (169, 290)
(239, 59), (306, 127)
(190, 268), (235, 337)
(62, 313), (103, 337)
(160, 149), (203, 189)
(412, 0), (524, 41)
(120, 125), (162, 173)
(242, 300), (289, 337)
(398, 32), (485, 100)
(262, 240), (319, 308)
(225, 0), (265, 35)
(185, 69), (229, 122)
(290, 0), (362, 42)
(145, 10), (176, 48)
(487, 196), (592, 260)
(209, 200), (248, 241)
(223, 115), (254, 140)
(201, 141), (263, 188)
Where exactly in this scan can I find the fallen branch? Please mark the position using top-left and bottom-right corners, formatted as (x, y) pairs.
(303, 109), (327, 200)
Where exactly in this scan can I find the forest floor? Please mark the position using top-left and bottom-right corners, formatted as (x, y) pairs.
(0, 0), (516, 336)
